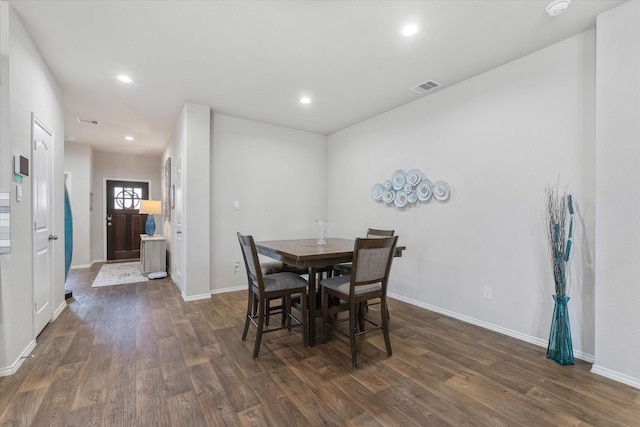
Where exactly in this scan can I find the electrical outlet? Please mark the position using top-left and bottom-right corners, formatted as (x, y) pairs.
(483, 286), (492, 300)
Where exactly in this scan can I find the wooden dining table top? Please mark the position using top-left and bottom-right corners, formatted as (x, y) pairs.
(255, 237), (406, 269)
(255, 238), (356, 268)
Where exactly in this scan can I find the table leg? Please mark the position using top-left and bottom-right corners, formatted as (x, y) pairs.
(308, 266), (317, 346)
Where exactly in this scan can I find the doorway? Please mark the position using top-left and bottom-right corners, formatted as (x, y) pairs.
(105, 180), (149, 260)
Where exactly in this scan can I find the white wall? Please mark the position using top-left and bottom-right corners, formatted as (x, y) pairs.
(0, 2), (65, 374)
(163, 102), (211, 300)
(593, 1), (640, 388)
(90, 150), (162, 263)
(211, 113), (328, 291)
(64, 142), (93, 268)
(328, 31), (597, 359)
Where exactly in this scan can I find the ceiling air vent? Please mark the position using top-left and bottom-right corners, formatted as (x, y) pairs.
(76, 117), (100, 125)
(410, 80), (441, 95)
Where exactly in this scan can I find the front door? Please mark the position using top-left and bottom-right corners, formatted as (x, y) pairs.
(32, 115), (53, 336)
(106, 180), (148, 260)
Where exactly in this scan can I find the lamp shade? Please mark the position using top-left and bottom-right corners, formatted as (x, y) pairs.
(139, 200), (162, 215)
(139, 200), (162, 236)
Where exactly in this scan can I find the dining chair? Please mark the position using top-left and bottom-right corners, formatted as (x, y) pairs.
(237, 233), (308, 359)
(333, 228), (395, 276)
(258, 262), (306, 326)
(320, 235), (398, 368)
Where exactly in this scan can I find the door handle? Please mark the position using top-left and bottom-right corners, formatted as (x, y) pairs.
(176, 231), (182, 234)
(107, 222), (112, 226)
(48, 235), (58, 241)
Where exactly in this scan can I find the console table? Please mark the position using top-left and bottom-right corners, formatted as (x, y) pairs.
(140, 234), (166, 274)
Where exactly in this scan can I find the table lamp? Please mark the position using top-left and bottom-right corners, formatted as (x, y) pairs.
(139, 200), (162, 236)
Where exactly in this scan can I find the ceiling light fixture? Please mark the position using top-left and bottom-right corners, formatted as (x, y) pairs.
(124, 136), (134, 141)
(116, 74), (134, 84)
(300, 96), (311, 104)
(402, 24), (418, 37)
(546, 0), (571, 16)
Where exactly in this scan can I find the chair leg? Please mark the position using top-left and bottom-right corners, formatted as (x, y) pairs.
(302, 290), (308, 347)
(285, 295), (292, 331)
(253, 298), (266, 359)
(350, 301), (358, 369)
(281, 296), (287, 326)
(358, 302), (365, 332)
(381, 297), (392, 356)
(265, 299), (271, 326)
(242, 287), (254, 341)
(321, 287), (328, 344)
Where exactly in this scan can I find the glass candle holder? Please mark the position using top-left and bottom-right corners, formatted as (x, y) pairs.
(316, 219), (328, 245)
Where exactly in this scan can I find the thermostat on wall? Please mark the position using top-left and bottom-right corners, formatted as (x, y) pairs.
(14, 155), (29, 177)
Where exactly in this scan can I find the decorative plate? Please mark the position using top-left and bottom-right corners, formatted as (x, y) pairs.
(384, 180), (393, 190)
(394, 190), (408, 208)
(371, 183), (385, 201)
(433, 180), (450, 201)
(404, 183), (413, 194)
(382, 190), (395, 204)
(406, 169), (422, 186)
(407, 191), (418, 204)
(392, 169), (407, 190)
(416, 179), (433, 201)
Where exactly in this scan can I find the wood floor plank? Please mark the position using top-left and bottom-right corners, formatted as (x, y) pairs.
(0, 387), (48, 427)
(167, 390), (207, 426)
(188, 361), (239, 425)
(135, 367), (171, 426)
(70, 343), (113, 410)
(29, 361), (85, 426)
(1, 264), (638, 426)
(156, 336), (194, 397)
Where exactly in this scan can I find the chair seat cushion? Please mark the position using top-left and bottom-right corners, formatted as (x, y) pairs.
(262, 272), (308, 292)
(333, 263), (352, 276)
(261, 262), (307, 276)
(320, 275), (381, 295)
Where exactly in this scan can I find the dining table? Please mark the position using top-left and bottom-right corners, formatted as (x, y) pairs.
(255, 237), (406, 346)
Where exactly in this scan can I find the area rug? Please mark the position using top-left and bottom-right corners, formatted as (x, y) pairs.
(91, 262), (149, 287)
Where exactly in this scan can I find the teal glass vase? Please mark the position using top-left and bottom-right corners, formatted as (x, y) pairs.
(546, 295), (574, 365)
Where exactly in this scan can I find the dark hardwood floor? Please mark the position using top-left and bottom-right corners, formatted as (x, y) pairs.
(1, 264), (638, 426)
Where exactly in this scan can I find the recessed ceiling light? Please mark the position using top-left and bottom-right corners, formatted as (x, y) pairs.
(300, 96), (311, 104)
(124, 136), (134, 141)
(546, 0), (571, 16)
(402, 24), (419, 37)
(116, 74), (134, 84)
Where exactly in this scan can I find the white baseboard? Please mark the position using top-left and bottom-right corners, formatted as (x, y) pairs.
(182, 292), (211, 302)
(591, 364), (640, 390)
(70, 263), (92, 269)
(0, 339), (36, 377)
(52, 301), (66, 320)
(211, 285), (245, 295)
(388, 292), (595, 363)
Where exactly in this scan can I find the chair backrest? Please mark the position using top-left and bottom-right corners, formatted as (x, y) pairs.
(366, 228), (395, 238)
(237, 233), (264, 293)
(351, 236), (398, 293)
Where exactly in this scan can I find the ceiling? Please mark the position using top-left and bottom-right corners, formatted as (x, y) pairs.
(7, 0), (625, 156)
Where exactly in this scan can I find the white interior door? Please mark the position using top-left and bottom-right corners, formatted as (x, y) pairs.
(32, 115), (53, 336)
(173, 153), (184, 290)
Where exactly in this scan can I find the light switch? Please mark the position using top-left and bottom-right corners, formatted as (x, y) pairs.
(16, 184), (22, 202)
(233, 200), (240, 210)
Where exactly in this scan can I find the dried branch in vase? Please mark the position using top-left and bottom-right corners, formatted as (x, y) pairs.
(545, 184), (574, 297)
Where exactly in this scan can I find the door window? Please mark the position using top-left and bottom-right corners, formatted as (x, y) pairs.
(113, 186), (143, 210)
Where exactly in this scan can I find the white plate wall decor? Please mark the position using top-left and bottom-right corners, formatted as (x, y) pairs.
(371, 169), (450, 209)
